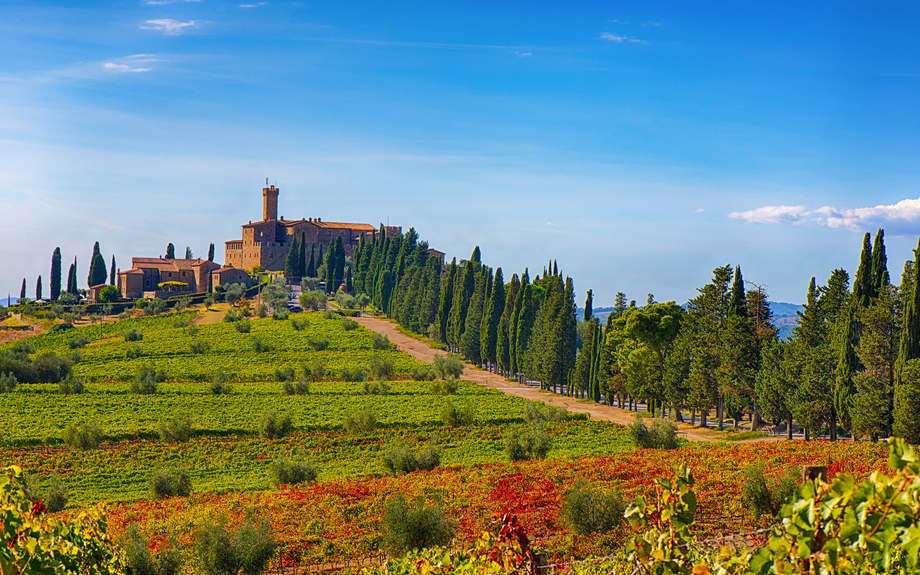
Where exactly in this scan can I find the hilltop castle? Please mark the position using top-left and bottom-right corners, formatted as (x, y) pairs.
(224, 181), (401, 272)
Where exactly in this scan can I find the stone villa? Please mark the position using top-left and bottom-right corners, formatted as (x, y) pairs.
(117, 257), (249, 300)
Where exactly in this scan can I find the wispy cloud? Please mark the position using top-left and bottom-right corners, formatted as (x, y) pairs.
(600, 32), (646, 44)
(512, 51), (532, 57)
(140, 19), (198, 34)
(607, 19), (628, 24)
(103, 62), (152, 73)
(239, 1), (267, 6)
(729, 198), (920, 233)
(643, 21), (663, 27)
(144, 0), (201, 5)
(695, 208), (704, 213)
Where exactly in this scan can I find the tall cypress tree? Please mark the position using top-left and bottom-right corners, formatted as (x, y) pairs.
(208, 243), (215, 262)
(185, 246), (193, 259)
(584, 289), (593, 322)
(515, 284), (536, 376)
(166, 243), (175, 260)
(870, 228), (889, 300)
(461, 267), (487, 364)
(88, 242), (107, 287)
(895, 237), (920, 442)
(299, 232), (307, 277)
(50, 247), (62, 301)
(437, 258), (457, 344)
(20, 279), (26, 301)
(728, 266), (748, 317)
(334, 236), (345, 291)
(35, 276), (42, 301)
(853, 232), (873, 309)
(109, 255), (116, 285)
(284, 235), (300, 279)
(68, 257), (77, 294)
(308, 244), (316, 278)
(481, 267), (505, 369)
(208, 270), (214, 294)
(497, 273), (519, 376)
(324, 242), (335, 293)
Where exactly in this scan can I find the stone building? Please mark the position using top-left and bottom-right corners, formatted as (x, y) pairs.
(116, 257), (246, 299)
(224, 181), (401, 273)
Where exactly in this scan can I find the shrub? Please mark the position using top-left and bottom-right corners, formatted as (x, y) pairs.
(271, 451), (317, 487)
(524, 401), (568, 424)
(290, 318), (308, 331)
(299, 289), (327, 311)
(122, 523), (182, 575)
(173, 318), (191, 328)
(186, 324), (199, 337)
(363, 380), (390, 395)
(144, 298), (166, 316)
(382, 439), (440, 476)
(132, 364), (164, 394)
(561, 477), (625, 535)
(260, 409), (293, 439)
(190, 340), (211, 354)
(118, 310), (133, 320)
(382, 494), (455, 556)
(256, 303), (268, 318)
(59, 374), (84, 395)
(222, 311), (239, 323)
(195, 515), (275, 575)
(335, 292), (355, 309)
(68, 335), (89, 349)
(272, 308), (289, 321)
(341, 318), (359, 331)
(0, 372), (17, 393)
(49, 322), (74, 332)
(307, 360), (324, 381)
(627, 414), (679, 450)
(340, 366), (368, 382)
(126, 344), (144, 359)
(323, 310), (336, 320)
(148, 465), (192, 499)
(283, 376), (310, 395)
(253, 337), (274, 353)
(372, 333), (391, 350)
(159, 413), (193, 443)
(504, 422), (551, 462)
(741, 464), (799, 520)
(308, 337), (329, 351)
(44, 473), (70, 513)
(441, 399), (475, 427)
(433, 354), (464, 380)
(275, 365), (296, 382)
(344, 405), (376, 434)
(211, 369), (233, 395)
(235, 320), (251, 333)
(431, 380), (458, 396)
(369, 355), (394, 381)
(63, 421), (101, 451)
(412, 366), (436, 381)
(123, 328), (143, 342)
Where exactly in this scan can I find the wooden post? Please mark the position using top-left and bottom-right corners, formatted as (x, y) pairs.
(801, 465), (827, 483)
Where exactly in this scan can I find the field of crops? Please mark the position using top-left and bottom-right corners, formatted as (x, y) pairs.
(5, 310), (420, 382)
(96, 439), (888, 568)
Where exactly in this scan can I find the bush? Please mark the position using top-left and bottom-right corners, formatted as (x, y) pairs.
(272, 308), (289, 321)
(282, 375), (310, 395)
(382, 494), (455, 556)
(323, 310), (336, 320)
(301, 277), (320, 291)
(126, 344), (144, 359)
(118, 310), (133, 320)
(0, 371), (17, 393)
(256, 303), (268, 318)
(344, 405), (376, 434)
(186, 324), (199, 336)
(173, 318), (191, 329)
(524, 401), (569, 424)
(307, 360), (324, 381)
(335, 292), (355, 309)
(190, 340), (211, 354)
(123, 328), (143, 342)
(627, 414), (679, 450)
(431, 380), (458, 395)
(132, 364), (164, 394)
(148, 465), (192, 499)
(299, 289), (327, 311)
(144, 298), (167, 316)
(49, 322), (74, 332)
(122, 523), (182, 575)
(341, 318), (359, 331)
(195, 515), (275, 575)
(222, 311), (239, 323)
(271, 451), (317, 487)
(260, 409), (293, 439)
(412, 366), (436, 381)
(433, 354), (464, 380)
(340, 366), (368, 382)
(369, 355), (394, 381)
(504, 422), (551, 462)
(275, 365), (296, 382)
(68, 335), (89, 349)
(59, 374), (84, 395)
(363, 380), (390, 395)
(63, 421), (101, 450)
(308, 337), (329, 351)
(382, 439), (440, 476)
(441, 399), (475, 427)
(561, 477), (625, 535)
(235, 320), (251, 333)
(290, 318), (308, 331)
(159, 413), (193, 443)
(253, 337), (274, 353)
(211, 369), (233, 395)
(23, 473), (70, 513)
(372, 333), (391, 350)
(741, 464), (799, 520)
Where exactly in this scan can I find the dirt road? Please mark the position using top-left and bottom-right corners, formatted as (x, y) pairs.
(353, 315), (738, 442)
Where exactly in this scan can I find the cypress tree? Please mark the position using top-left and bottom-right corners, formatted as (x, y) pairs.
(436, 258), (457, 344)
(20, 279), (26, 301)
(461, 267), (487, 364)
(346, 266), (354, 294)
(728, 265), (748, 317)
(50, 247), (62, 301)
(853, 232), (873, 308)
(208, 270), (214, 293)
(284, 235), (300, 279)
(68, 257), (77, 294)
(870, 228), (889, 300)
(185, 246), (193, 259)
(334, 237), (345, 291)
(324, 241), (335, 293)
(308, 244), (316, 278)
(895, 237), (920, 441)
(208, 243), (215, 262)
(299, 232), (307, 277)
(497, 274), (519, 376)
(166, 243), (175, 259)
(109, 255), (116, 285)
(515, 284), (536, 376)
(470, 246), (481, 265)
(35, 276), (42, 301)
(88, 242), (107, 287)
(509, 271), (529, 374)
(481, 268), (504, 369)
(584, 289), (593, 321)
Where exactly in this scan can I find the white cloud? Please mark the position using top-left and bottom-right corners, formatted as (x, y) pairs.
(103, 62), (152, 73)
(239, 2), (267, 6)
(512, 51), (532, 57)
(600, 32), (645, 44)
(144, 0), (200, 5)
(729, 197), (920, 233)
(695, 208), (704, 213)
(140, 19), (198, 34)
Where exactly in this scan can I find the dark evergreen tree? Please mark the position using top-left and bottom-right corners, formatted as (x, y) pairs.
(870, 228), (890, 300)
(88, 242), (107, 287)
(584, 289), (593, 321)
(68, 257), (77, 294)
(324, 241), (335, 293)
(515, 284), (536, 378)
(299, 232), (307, 277)
(853, 232), (873, 309)
(50, 247), (62, 301)
(436, 258), (457, 344)
(613, 292), (628, 319)
(333, 237), (346, 291)
(850, 287), (897, 441)
(307, 244), (316, 278)
(728, 265), (748, 318)
(208, 243), (215, 262)
(480, 268), (505, 369)
(346, 266), (354, 294)
(895, 237), (920, 441)
(109, 255), (116, 285)
(185, 246), (193, 259)
(35, 276), (42, 301)
(497, 274), (519, 376)
(208, 270), (214, 294)
(461, 267), (488, 364)
(20, 278), (26, 301)
(166, 243), (175, 259)
(285, 235), (300, 279)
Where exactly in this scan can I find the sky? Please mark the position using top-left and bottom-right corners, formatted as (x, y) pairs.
(2, 1), (920, 307)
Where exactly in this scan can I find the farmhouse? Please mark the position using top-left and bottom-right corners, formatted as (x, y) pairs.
(117, 257), (248, 300)
(224, 181), (401, 273)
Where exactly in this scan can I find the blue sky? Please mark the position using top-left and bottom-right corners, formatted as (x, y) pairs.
(2, 1), (920, 306)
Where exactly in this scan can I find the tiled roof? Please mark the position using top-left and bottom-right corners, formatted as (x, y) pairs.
(315, 221), (376, 231)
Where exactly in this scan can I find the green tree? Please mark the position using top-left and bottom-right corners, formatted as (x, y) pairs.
(19, 278), (26, 301)
(50, 247), (62, 301)
(284, 235), (300, 279)
(480, 267), (504, 369)
(461, 267), (487, 364)
(728, 265), (748, 318)
(298, 232), (307, 277)
(755, 339), (796, 438)
(496, 274), (519, 376)
(166, 243), (175, 259)
(896, 237), (920, 441)
(184, 246), (193, 259)
(894, 359), (920, 443)
(87, 242), (107, 287)
(35, 276), (42, 301)
(208, 242), (215, 261)
(109, 255), (116, 285)
(584, 289), (593, 321)
(208, 270), (213, 293)
(333, 236), (345, 291)
(67, 258), (77, 294)
(850, 286), (897, 440)
(307, 244), (316, 278)
(515, 284), (536, 375)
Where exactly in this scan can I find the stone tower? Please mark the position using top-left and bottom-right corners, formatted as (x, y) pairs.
(262, 179), (279, 221)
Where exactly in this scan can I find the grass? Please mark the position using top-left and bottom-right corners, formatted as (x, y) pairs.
(721, 430), (771, 441)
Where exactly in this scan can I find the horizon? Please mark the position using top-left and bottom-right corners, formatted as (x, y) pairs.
(3, 2), (920, 306)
